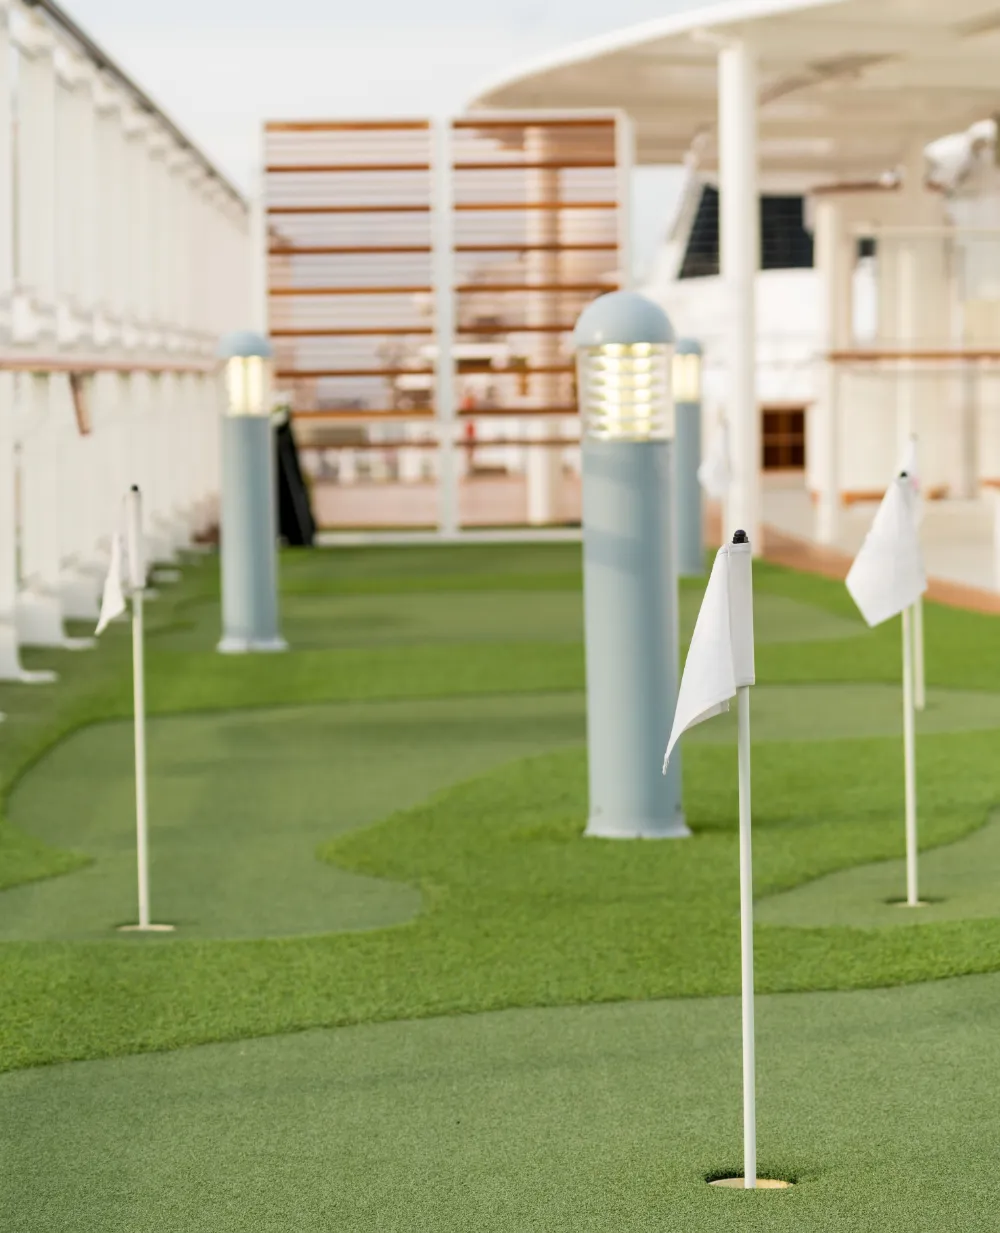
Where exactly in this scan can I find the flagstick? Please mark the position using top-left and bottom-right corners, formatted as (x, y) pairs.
(902, 605), (919, 907)
(913, 595), (925, 712)
(119, 486), (174, 935)
(737, 683), (756, 1188)
(132, 581), (151, 929)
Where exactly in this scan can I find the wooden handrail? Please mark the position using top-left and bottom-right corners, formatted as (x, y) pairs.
(265, 120), (430, 132)
(0, 355), (216, 375)
(829, 349), (1000, 362)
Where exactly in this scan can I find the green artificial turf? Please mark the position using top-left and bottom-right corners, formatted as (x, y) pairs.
(5, 975), (1000, 1231)
(1, 543), (1000, 1079)
(0, 693), (585, 940)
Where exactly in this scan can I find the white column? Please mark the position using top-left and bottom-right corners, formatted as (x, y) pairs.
(615, 111), (636, 293)
(0, 1), (24, 678)
(813, 197), (852, 545)
(0, 370), (30, 679)
(432, 119), (458, 536)
(93, 77), (125, 347)
(16, 374), (88, 649)
(718, 40), (761, 550)
(249, 167), (268, 336)
(524, 125), (563, 527)
(13, 7), (57, 342)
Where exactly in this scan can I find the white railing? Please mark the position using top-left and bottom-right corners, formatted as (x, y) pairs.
(0, 0), (250, 680)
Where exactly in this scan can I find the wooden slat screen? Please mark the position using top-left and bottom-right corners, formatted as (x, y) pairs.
(264, 120), (435, 419)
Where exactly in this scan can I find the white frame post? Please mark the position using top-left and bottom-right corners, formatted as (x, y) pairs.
(432, 118), (458, 538)
(718, 40), (760, 550)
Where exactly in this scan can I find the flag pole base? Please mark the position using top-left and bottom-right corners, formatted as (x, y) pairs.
(709, 1178), (792, 1190)
(893, 900), (930, 909)
(118, 924), (176, 934)
(13, 668), (59, 684)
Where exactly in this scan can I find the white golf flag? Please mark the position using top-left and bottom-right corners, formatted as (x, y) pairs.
(698, 419), (731, 500)
(95, 534), (127, 636)
(846, 477), (927, 628)
(664, 539), (755, 770)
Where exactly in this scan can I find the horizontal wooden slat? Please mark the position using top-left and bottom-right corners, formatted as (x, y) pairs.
(268, 243), (616, 255)
(298, 436), (578, 448)
(455, 201), (618, 211)
(291, 410), (435, 422)
(0, 355), (215, 375)
(456, 283), (612, 293)
(270, 245), (433, 256)
(269, 285), (433, 296)
(270, 283), (610, 296)
(278, 368), (432, 379)
(268, 204), (431, 215)
(451, 117), (615, 129)
(457, 324), (577, 335)
(830, 348), (1000, 362)
(452, 160), (616, 171)
(266, 163), (431, 173)
(270, 327), (434, 337)
(267, 201), (617, 214)
(457, 406), (579, 416)
(266, 120), (430, 132)
(278, 365), (574, 378)
(456, 242), (617, 253)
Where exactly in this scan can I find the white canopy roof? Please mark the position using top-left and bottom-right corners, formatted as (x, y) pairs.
(471, 0), (1000, 186)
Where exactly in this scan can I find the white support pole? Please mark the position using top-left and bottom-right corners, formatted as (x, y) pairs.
(813, 198), (852, 546)
(119, 486), (173, 935)
(902, 605), (919, 907)
(913, 595), (926, 712)
(718, 41), (760, 550)
(432, 118), (458, 537)
(524, 125), (563, 527)
(615, 111), (635, 293)
(737, 683), (756, 1188)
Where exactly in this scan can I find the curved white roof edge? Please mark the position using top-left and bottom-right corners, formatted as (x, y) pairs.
(470, 0), (842, 108)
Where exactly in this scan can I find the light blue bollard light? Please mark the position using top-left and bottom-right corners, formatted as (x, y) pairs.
(673, 338), (705, 577)
(574, 291), (689, 839)
(217, 330), (287, 654)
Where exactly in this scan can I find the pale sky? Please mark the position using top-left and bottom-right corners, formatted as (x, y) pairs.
(65, 0), (712, 278)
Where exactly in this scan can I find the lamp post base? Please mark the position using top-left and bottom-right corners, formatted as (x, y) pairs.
(585, 813), (691, 840)
(217, 635), (288, 655)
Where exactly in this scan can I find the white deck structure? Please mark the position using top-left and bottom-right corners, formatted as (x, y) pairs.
(472, 0), (1000, 579)
(0, 0), (250, 682)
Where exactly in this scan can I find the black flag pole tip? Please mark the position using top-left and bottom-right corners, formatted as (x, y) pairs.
(130, 484), (140, 493)
(732, 529), (749, 545)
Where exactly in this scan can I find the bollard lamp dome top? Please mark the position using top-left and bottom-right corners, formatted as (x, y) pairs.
(217, 329), (274, 361)
(675, 337), (703, 357)
(572, 291), (674, 350)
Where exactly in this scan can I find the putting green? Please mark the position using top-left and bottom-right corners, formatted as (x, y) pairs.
(4, 974), (1000, 1231)
(758, 810), (1000, 929)
(150, 588), (865, 653)
(6, 682), (1000, 945)
(0, 693), (585, 941)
